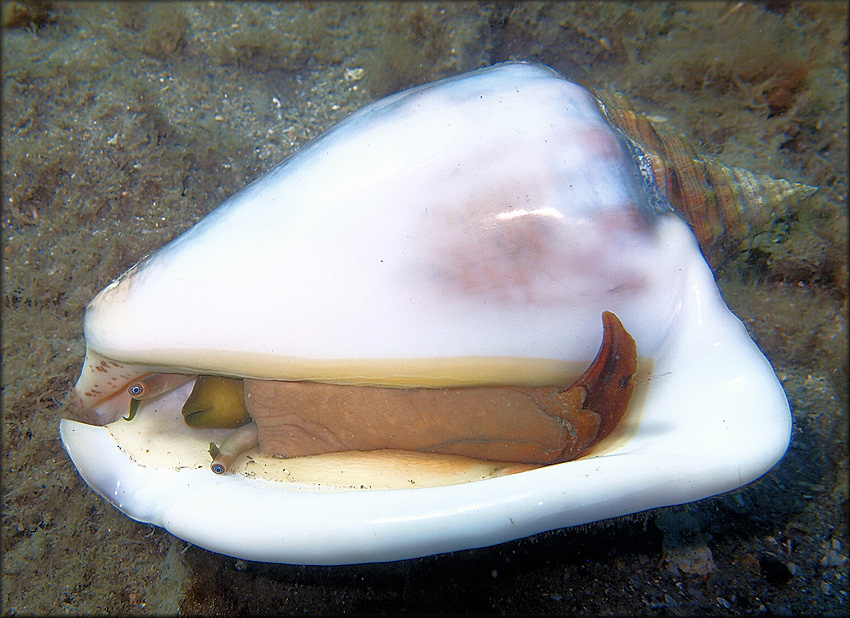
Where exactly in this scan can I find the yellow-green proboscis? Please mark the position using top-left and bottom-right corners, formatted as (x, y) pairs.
(181, 376), (251, 428)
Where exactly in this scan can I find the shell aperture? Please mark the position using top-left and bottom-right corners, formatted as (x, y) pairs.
(199, 311), (636, 472)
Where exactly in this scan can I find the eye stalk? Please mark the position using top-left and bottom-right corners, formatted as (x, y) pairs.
(208, 423), (260, 474)
(123, 374), (195, 422)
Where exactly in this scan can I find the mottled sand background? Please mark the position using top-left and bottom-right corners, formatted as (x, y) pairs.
(2, 1), (847, 614)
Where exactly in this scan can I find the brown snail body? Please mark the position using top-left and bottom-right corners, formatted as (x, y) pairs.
(195, 312), (636, 472)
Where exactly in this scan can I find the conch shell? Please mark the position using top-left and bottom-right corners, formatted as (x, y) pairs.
(59, 62), (798, 565)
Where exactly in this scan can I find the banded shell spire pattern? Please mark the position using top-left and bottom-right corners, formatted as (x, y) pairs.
(595, 89), (817, 267)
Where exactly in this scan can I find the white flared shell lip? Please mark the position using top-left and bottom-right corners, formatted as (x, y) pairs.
(59, 229), (791, 564)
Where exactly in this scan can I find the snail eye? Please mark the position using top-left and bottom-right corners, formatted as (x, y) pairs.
(128, 383), (144, 397)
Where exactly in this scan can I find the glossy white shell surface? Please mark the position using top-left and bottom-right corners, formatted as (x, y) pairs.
(80, 63), (682, 391)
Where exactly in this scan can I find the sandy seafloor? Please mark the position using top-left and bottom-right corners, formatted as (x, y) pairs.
(2, 2), (847, 615)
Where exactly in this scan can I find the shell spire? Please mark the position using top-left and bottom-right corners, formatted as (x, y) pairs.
(595, 89), (817, 267)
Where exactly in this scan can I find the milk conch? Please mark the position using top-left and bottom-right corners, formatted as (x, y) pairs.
(60, 62), (803, 564)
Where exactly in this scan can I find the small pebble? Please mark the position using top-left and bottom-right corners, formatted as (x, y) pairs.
(724, 492), (750, 514)
(821, 549), (847, 568)
(716, 597), (731, 609)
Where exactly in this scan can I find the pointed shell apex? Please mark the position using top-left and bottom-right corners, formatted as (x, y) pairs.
(596, 88), (817, 265)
